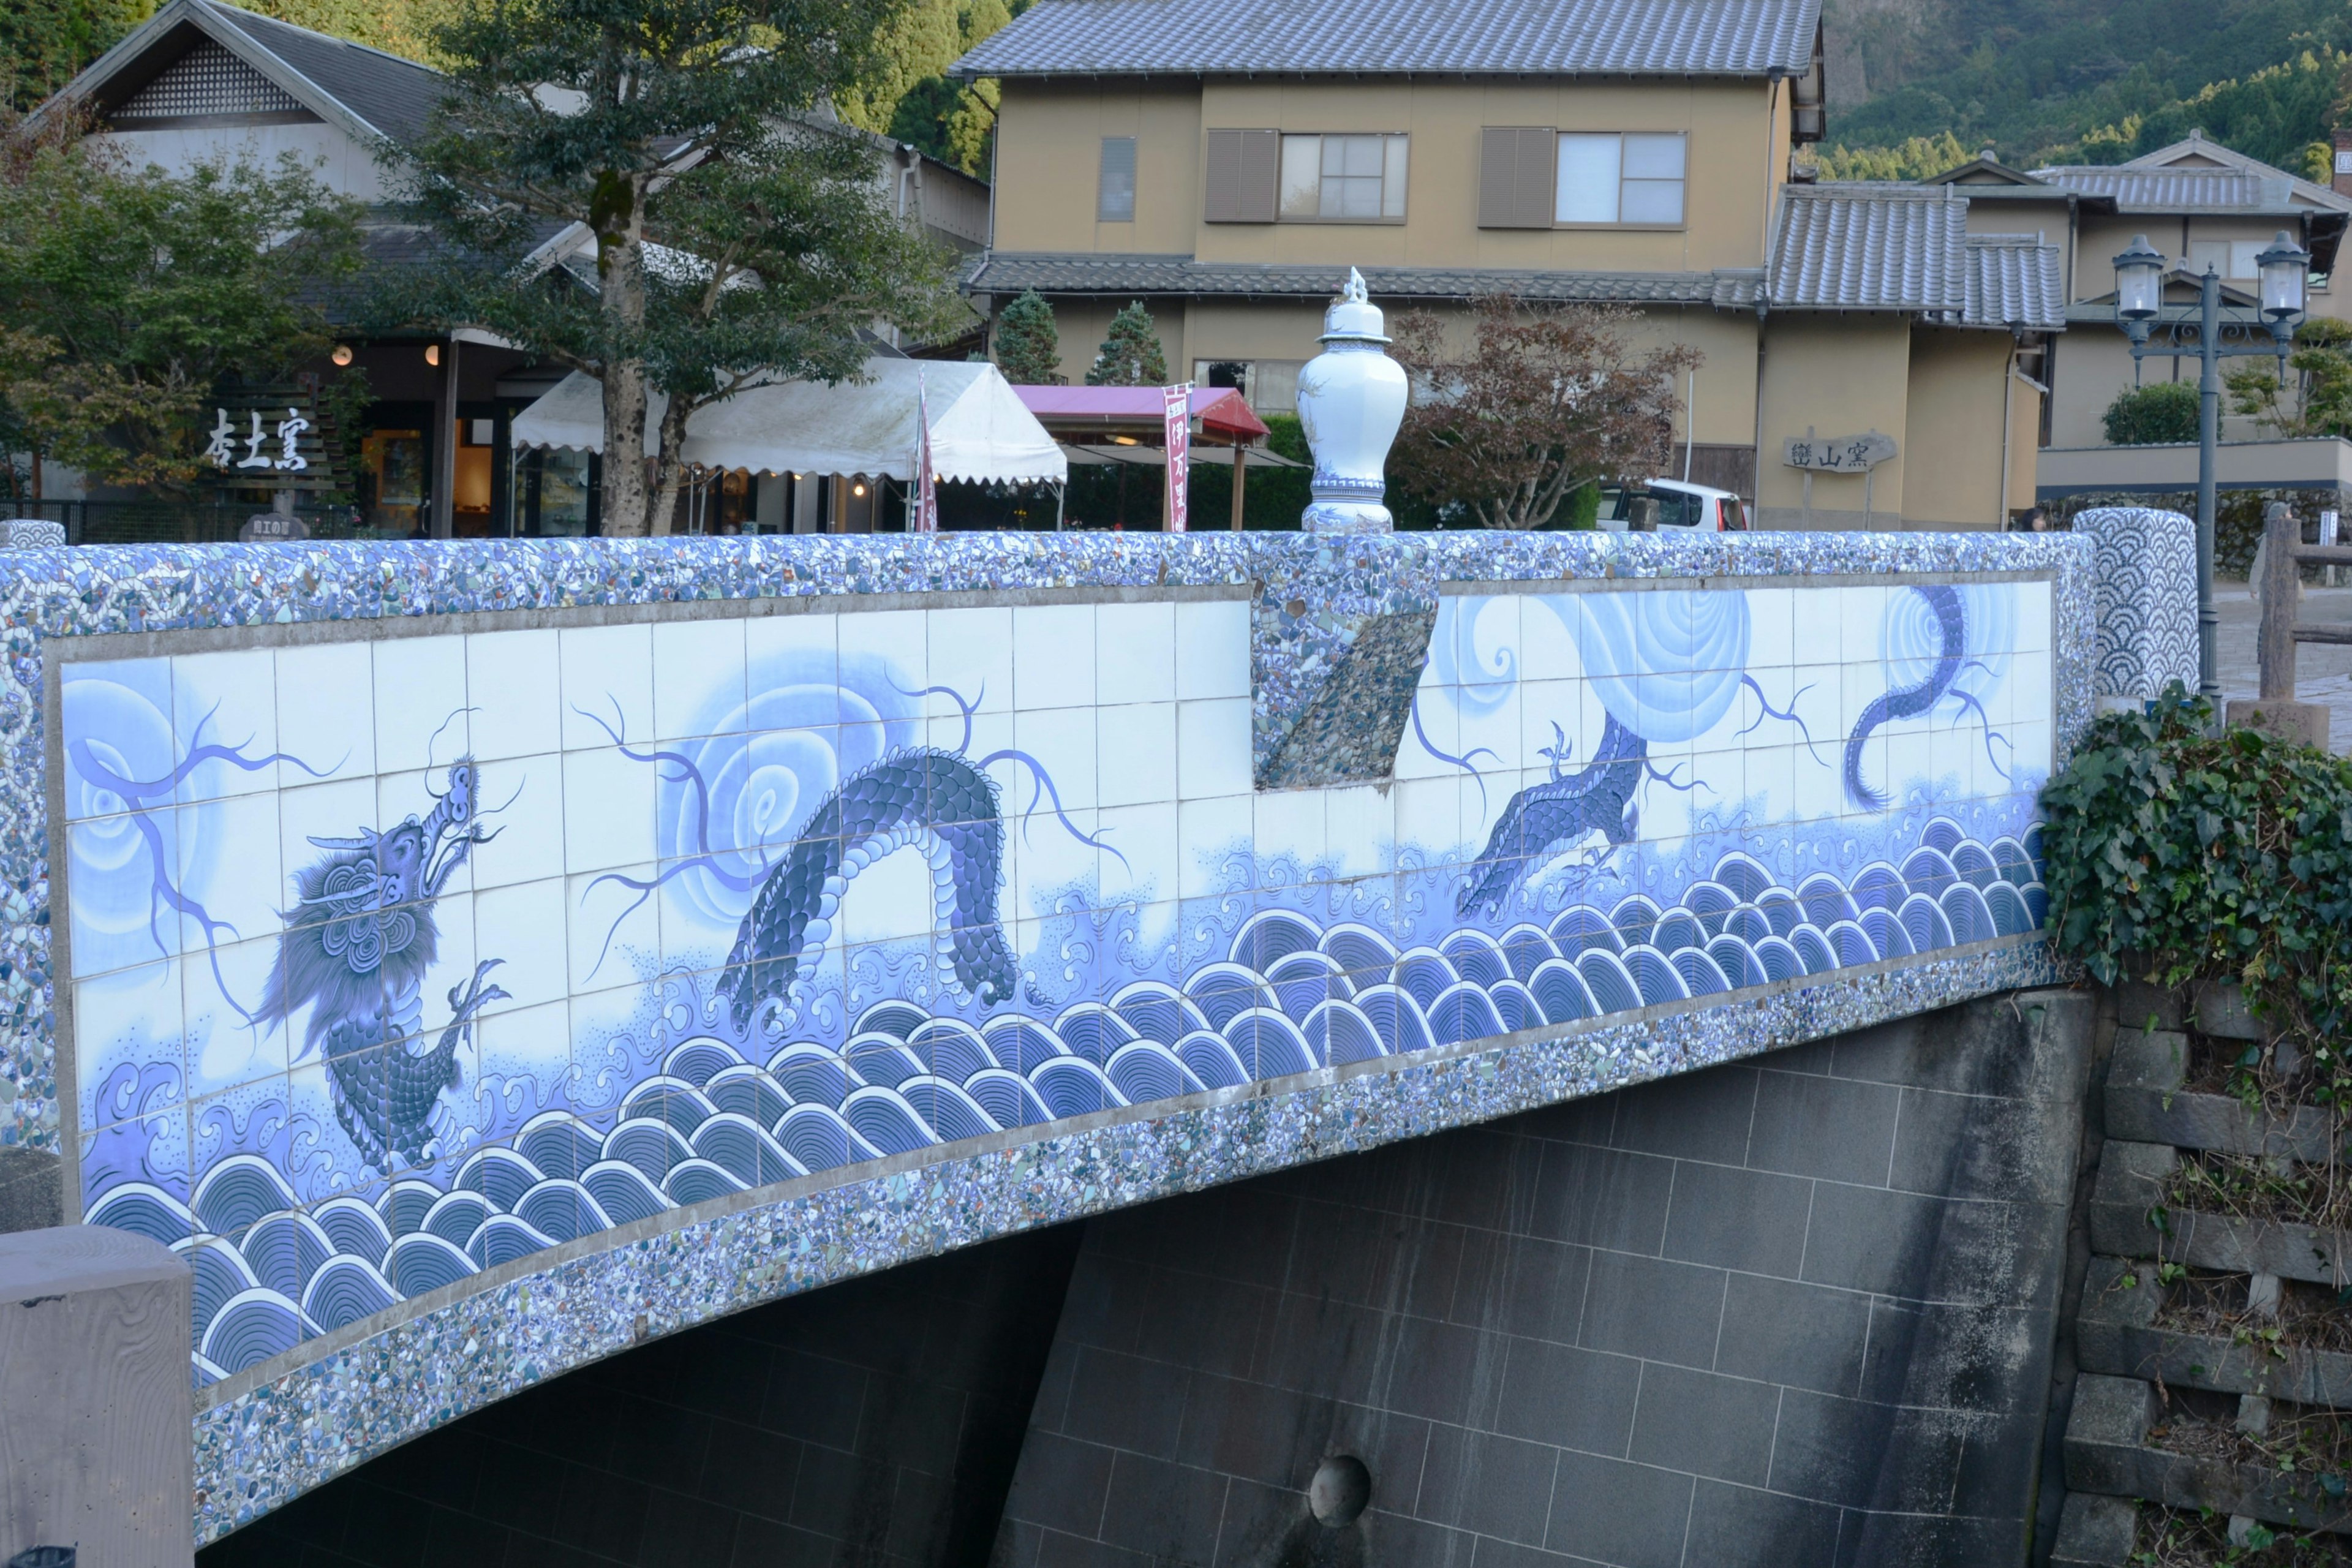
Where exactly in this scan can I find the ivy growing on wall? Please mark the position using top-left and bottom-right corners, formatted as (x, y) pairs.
(2042, 688), (2352, 1102)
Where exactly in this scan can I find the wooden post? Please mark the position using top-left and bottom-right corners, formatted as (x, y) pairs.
(2226, 500), (2329, 746)
(430, 336), (459, 540)
(2259, 500), (2299, 701)
(1231, 436), (1246, 531)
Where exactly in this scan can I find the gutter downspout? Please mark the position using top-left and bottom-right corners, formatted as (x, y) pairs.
(1999, 331), (2017, 529)
(1752, 302), (1769, 522)
(1754, 72), (1781, 522)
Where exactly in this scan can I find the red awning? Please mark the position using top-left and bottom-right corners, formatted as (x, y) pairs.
(1011, 385), (1272, 443)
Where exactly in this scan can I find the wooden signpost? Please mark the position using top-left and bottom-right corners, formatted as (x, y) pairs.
(1783, 427), (1898, 528)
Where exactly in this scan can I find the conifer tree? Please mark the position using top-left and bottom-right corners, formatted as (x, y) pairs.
(1085, 301), (1169, 386)
(401, 0), (954, 536)
(992, 290), (1061, 384)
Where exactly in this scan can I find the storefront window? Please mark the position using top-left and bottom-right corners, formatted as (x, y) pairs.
(512, 447), (595, 537)
(361, 428), (426, 535)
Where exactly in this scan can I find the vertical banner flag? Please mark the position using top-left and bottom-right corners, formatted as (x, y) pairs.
(914, 372), (939, 533)
(1164, 382), (1193, 533)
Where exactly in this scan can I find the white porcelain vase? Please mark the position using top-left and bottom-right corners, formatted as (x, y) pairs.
(1295, 268), (1409, 534)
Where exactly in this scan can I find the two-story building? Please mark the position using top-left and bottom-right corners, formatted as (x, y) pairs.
(1928, 131), (2352, 450)
(953, 0), (2066, 529)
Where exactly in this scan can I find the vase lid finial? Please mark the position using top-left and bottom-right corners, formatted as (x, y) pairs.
(1321, 266), (1387, 344)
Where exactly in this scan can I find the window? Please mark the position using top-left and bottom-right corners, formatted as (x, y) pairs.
(1192, 358), (1305, 412)
(2185, 239), (2266, 279)
(1276, 134), (1408, 221)
(1098, 137), (1136, 223)
(1555, 132), (1686, 225)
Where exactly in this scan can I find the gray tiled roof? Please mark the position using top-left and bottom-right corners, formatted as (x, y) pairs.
(953, 0), (1821, 80)
(204, 0), (445, 145)
(2029, 167), (2306, 214)
(964, 252), (1733, 303)
(1934, 234), (2066, 331)
(1766, 183), (1966, 312)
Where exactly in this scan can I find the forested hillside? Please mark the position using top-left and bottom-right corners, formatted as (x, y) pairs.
(1822, 0), (2352, 172)
(2, 0), (1016, 174)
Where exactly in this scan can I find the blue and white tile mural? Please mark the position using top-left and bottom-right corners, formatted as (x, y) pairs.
(61, 576), (2051, 1386)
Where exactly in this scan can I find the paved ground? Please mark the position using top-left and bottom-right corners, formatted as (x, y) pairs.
(2217, 582), (2352, 752)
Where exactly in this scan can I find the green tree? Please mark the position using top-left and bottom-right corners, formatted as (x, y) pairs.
(878, 0), (1009, 175)
(2102, 380), (2203, 444)
(992, 289), (1061, 383)
(0, 128), (363, 492)
(2, 0), (149, 111)
(400, 0), (957, 536)
(1085, 301), (1168, 386)
(2227, 316), (2352, 437)
(1814, 131), (1975, 181)
(833, 0), (958, 136)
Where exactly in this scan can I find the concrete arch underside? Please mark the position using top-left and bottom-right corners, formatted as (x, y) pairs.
(197, 989), (2094, 1568)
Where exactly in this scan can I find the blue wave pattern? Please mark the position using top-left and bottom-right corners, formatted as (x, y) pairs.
(84, 813), (2044, 1385)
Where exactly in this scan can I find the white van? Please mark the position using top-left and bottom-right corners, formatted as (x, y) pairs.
(1588, 478), (1747, 533)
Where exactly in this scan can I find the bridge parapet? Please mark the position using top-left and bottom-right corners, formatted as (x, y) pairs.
(0, 528), (2088, 1539)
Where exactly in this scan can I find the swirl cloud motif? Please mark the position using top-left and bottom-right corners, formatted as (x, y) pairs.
(1427, 594), (1521, 717)
(1544, 590), (1752, 745)
(653, 653), (924, 937)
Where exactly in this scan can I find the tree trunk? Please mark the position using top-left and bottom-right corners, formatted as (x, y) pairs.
(648, 397), (694, 537)
(597, 192), (652, 538)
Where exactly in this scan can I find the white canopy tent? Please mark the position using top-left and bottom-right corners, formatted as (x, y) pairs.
(509, 357), (1067, 484)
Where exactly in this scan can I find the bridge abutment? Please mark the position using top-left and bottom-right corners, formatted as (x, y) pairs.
(999, 989), (2095, 1568)
(189, 988), (2095, 1568)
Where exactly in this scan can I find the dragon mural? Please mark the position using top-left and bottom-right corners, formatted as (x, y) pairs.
(256, 758), (507, 1172)
(1844, 584), (1969, 811)
(718, 747), (1024, 1028)
(1458, 716), (1646, 916)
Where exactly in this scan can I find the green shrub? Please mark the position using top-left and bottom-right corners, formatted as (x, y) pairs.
(2101, 381), (2203, 445)
(2041, 687), (2352, 1102)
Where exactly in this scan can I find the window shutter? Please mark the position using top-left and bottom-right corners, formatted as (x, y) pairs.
(1206, 129), (1278, 222)
(1479, 127), (1555, 228)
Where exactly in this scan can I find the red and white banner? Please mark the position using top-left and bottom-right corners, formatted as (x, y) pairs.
(1163, 382), (1193, 533)
(913, 372), (939, 533)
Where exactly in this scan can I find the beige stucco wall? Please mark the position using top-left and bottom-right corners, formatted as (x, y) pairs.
(992, 77), (1783, 272)
(990, 81), (1205, 255)
(2046, 319), (2282, 449)
(1753, 313), (1914, 527)
(1901, 328), (2019, 529)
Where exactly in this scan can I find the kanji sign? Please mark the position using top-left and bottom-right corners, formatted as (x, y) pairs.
(1164, 382), (1192, 533)
(206, 406), (311, 473)
(1782, 430), (1898, 473)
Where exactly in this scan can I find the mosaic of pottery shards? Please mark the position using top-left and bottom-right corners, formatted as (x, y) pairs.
(61, 577), (2052, 1384)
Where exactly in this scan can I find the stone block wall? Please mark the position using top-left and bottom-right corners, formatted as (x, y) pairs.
(996, 990), (2095, 1568)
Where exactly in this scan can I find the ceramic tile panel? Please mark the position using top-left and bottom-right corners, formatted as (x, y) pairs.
(0, 530), (2096, 1540)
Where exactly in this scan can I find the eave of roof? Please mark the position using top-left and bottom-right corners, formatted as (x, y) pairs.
(951, 0), (1822, 81)
(963, 252), (1744, 305)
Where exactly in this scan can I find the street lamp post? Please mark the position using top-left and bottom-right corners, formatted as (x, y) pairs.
(2112, 230), (2310, 709)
